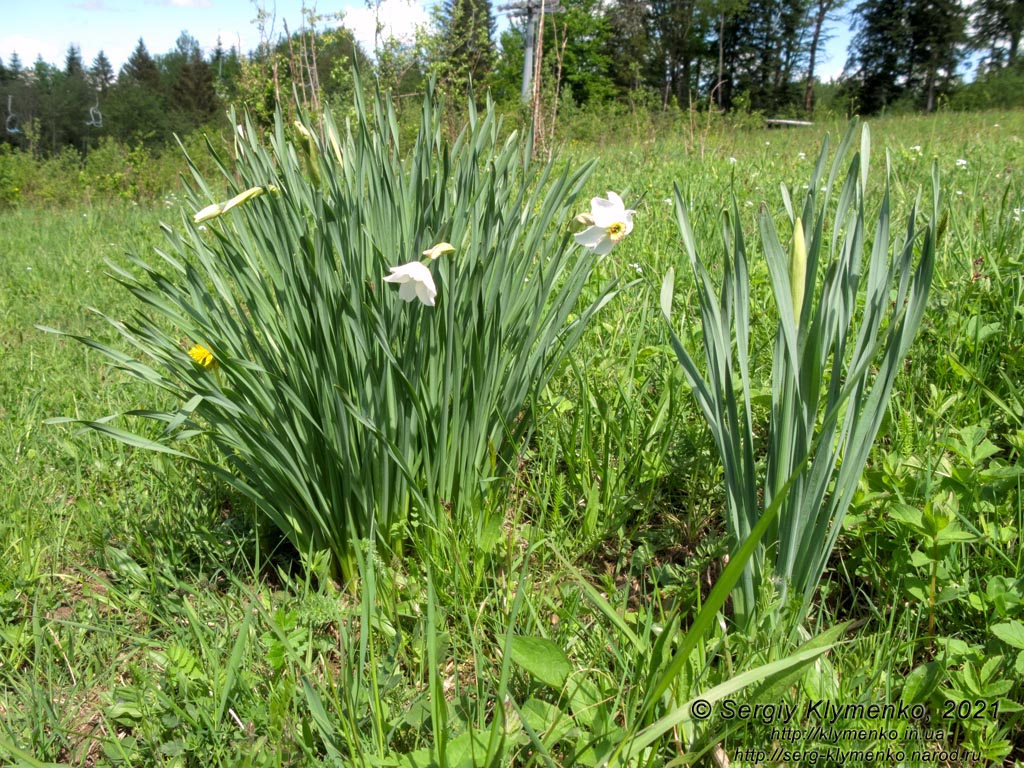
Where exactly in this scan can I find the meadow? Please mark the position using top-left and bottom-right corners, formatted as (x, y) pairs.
(1, 104), (1023, 767)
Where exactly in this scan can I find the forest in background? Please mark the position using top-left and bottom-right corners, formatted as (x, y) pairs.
(1, 0), (1024, 168)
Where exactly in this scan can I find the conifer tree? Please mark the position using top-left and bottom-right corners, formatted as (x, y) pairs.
(89, 51), (115, 94)
(971, 0), (1024, 68)
(121, 38), (161, 88)
(846, 0), (911, 112)
(908, 0), (966, 110)
(59, 45), (93, 149)
(433, 0), (496, 95)
(110, 38), (169, 145)
(167, 32), (218, 127)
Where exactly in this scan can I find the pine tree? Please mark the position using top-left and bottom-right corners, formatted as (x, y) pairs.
(110, 38), (169, 145)
(970, 0), (1022, 68)
(604, 0), (653, 94)
(908, 0), (966, 110)
(433, 0), (496, 95)
(848, 0), (964, 112)
(846, 0), (912, 112)
(58, 45), (93, 149)
(538, 0), (615, 106)
(89, 51), (115, 94)
(64, 45), (85, 78)
(167, 32), (218, 128)
(648, 0), (710, 108)
(120, 38), (161, 88)
(7, 52), (23, 80)
(722, 0), (810, 112)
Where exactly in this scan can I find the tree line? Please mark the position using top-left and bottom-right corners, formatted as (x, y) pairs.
(2, 0), (1022, 158)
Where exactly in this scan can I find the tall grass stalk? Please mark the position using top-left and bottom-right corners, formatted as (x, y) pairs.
(46, 82), (616, 581)
(661, 121), (938, 628)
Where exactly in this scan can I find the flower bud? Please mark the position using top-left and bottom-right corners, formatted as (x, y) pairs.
(791, 217), (807, 329)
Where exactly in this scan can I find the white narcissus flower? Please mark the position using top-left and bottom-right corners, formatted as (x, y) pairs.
(384, 261), (437, 306)
(573, 191), (635, 255)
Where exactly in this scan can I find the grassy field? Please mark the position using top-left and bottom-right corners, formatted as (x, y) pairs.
(2, 108), (1023, 767)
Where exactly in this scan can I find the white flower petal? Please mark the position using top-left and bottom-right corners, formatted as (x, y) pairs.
(591, 195), (625, 228)
(384, 261), (436, 306)
(574, 226), (607, 249)
(398, 281), (418, 301)
(416, 279), (436, 306)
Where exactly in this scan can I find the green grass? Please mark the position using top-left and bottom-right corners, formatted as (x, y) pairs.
(2, 109), (1023, 766)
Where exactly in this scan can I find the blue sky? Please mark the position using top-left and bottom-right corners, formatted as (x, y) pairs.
(2, 0), (853, 82)
(1, 0), (431, 72)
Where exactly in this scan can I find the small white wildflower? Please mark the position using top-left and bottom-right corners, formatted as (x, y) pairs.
(798, 152), (806, 160)
(729, 157), (737, 164)
(629, 262), (643, 275)
(956, 158), (968, 169)
(956, 190), (963, 196)
(745, 201), (754, 207)
(663, 198), (672, 205)
(910, 145), (922, 153)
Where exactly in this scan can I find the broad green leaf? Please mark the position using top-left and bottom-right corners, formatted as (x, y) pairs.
(902, 662), (943, 704)
(510, 635), (574, 691)
(991, 621), (1024, 650)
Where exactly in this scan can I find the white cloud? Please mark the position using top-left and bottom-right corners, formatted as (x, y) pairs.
(0, 34), (63, 66)
(343, 0), (431, 55)
(158, 0), (213, 7)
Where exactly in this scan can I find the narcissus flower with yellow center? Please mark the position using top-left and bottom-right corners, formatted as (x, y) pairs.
(573, 191), (635, 255)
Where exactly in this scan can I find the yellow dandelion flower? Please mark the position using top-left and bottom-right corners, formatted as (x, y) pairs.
(188, 343), (218, 371)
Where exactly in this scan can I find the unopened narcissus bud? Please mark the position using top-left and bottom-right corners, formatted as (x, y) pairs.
(221, 185), (270, 214)
(570, 212), (595, 234)
(293, 121), (321, 184)
(293, 120), (314, 144)
(194, 185), (280, 223)
(193, 202), (223, 224)
(791, 217), (807, 329)
(422, 242), (455, 260)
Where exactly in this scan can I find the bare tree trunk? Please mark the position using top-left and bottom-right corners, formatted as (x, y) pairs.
(717, 13), (726, 108)
(804, 0), (831, 113)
